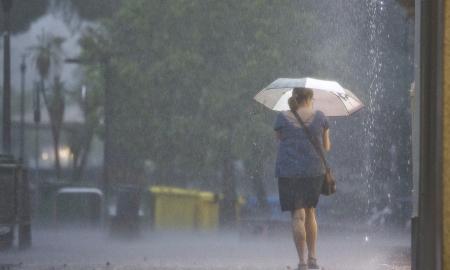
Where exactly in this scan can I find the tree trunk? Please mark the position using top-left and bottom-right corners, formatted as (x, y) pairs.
(76, 129), (93, 181)
(40, 77), (65, 180)
(72, 124), (94, 182)
(51, 123), (61, 179)
(71, 149), (79, 181)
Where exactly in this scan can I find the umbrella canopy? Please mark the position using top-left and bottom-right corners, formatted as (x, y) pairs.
(254, 78), (364, 116)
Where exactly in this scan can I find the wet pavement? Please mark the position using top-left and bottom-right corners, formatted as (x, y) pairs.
(0, 226), (410, 270)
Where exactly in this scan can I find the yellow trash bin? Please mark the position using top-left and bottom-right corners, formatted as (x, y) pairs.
(196, 192), (219, 230)
(235, 195), (246, 224)
(149, 186), (198, 230)
(149, 186), (243, 231)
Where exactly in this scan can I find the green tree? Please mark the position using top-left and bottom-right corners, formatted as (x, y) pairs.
(75, 0), (413, 225)
(76, 0), (317, 225)
(65, 27), (113, 183)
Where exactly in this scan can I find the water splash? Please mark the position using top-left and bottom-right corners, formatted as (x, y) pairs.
(364, 0), (387, 227)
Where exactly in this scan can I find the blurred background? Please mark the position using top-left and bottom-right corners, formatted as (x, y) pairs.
(0, 0), (414, 268)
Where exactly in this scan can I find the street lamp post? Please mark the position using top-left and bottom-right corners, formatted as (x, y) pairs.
(33, 82), (40, 180)
(20, 56), (26, 161)
(2, 0), (12, 154)
(101, 57), (112, 207)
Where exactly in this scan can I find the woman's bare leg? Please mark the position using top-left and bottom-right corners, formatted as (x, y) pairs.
(291, 208), (307, 265)
(305, 207), (318, 260)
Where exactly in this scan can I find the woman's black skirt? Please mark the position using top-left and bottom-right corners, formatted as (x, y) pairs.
(278, 176), (324, 212)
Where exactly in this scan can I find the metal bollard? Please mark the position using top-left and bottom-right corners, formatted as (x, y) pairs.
(18, 169), (31, 249)
(0, 155), (18, 250)
(0, 155), (31, 250)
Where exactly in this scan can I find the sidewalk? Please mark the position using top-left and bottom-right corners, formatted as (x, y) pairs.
(0, 227), (410, 270)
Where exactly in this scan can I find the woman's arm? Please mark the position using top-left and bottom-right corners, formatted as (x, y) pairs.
(322, 128), (331, 151)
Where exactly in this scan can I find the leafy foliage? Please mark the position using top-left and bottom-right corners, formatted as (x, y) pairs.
(75, 0), (414, 223)
(0, 0), (48, 33)
(28, 32), (65, 79)
(94, 1), (316, 184)
(65, 0), (121, 21)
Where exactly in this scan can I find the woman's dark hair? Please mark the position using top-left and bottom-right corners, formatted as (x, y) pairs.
(288, 87), (314, 111)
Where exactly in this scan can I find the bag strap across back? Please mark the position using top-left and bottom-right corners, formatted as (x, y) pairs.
(291, 110), (329, 169)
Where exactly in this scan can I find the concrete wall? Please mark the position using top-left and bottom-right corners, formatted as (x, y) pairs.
(443, 0), (450, 267)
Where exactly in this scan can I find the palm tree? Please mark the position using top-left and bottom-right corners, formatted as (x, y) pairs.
(45, 76), (66, 179)
(29, 32), (66, 179)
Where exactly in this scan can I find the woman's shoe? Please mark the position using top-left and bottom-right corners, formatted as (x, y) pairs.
(296, 263), (308, 270)
(307, 257), (322, 269)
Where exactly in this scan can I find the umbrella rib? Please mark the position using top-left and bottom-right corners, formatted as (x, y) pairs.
(344, 98), (351, 114)
(334, 92), (362, 115)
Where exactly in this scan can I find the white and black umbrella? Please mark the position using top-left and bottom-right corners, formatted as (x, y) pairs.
(254, 77), (364, 116)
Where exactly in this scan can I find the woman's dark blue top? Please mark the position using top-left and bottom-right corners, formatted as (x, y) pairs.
(274, 110), (329, 178)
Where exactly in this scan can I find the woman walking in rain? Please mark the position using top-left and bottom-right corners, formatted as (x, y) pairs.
(274, 87), (331, 270)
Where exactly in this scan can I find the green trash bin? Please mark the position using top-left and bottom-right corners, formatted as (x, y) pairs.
(110, 185), (141, 238)
(55, 187), (103, 226)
